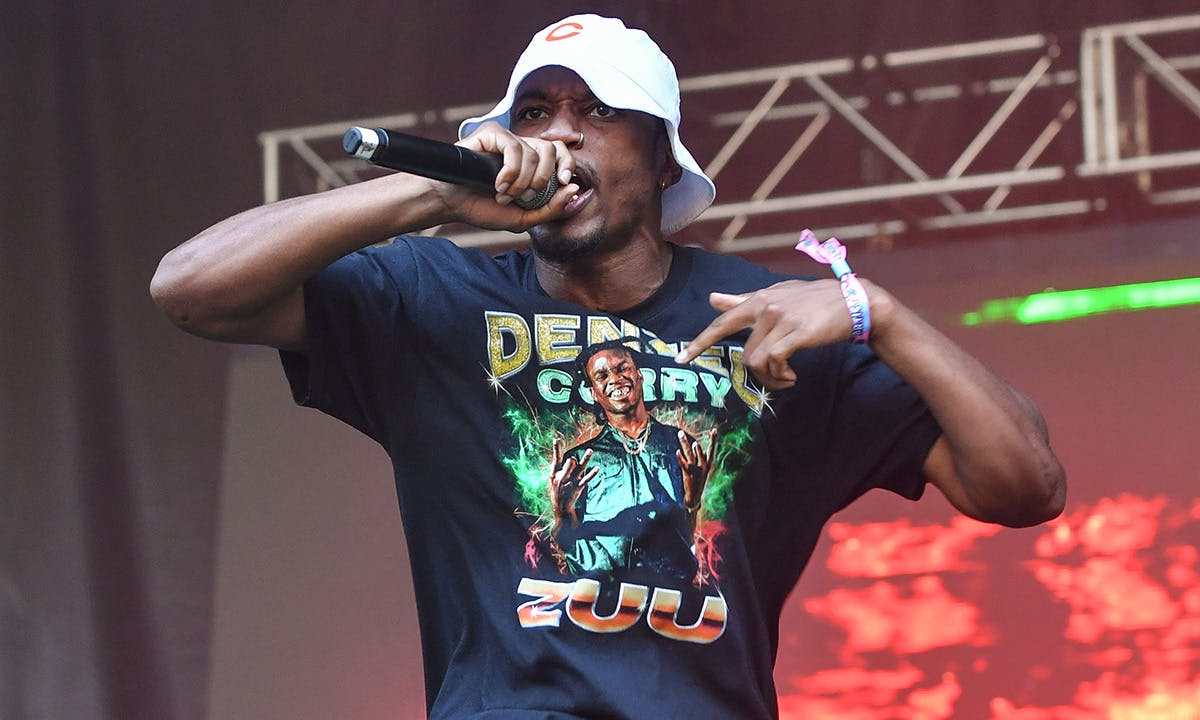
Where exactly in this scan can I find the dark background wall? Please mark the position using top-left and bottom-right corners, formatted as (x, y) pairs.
(3, 2), (1198, 719)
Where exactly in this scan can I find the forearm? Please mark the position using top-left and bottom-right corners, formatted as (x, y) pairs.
(864, 281), (1066, 526)
(152, 122), (578, 346)
(676, 272), (1065, 525)
(150, 173), (446, 339)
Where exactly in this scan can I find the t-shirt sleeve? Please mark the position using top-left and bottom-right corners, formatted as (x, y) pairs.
(278, 245), (413, 444)
(823, 343), (942, 509)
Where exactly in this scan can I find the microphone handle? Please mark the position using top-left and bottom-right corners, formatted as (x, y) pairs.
(343, 127), (501, 193)
(343, 127), (558, 209)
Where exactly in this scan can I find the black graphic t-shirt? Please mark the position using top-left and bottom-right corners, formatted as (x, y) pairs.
(280, 236), (941, 719)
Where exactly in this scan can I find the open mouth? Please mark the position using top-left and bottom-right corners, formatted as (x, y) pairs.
(570, 166), (595, 194)
(562, 176), (594, 215)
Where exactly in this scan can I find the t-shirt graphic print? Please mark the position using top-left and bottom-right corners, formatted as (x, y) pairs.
(487, 321), (763, 645)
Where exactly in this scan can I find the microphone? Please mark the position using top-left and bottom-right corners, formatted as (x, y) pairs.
(342, 127), (558, 210)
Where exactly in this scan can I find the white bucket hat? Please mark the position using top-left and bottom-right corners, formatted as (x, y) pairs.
(459, 14), (716, 235)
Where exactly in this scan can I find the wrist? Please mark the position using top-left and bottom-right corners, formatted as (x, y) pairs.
(793, 229), (874, 344)
(858, 279), (899, 344)
(388, 173), (460, 229)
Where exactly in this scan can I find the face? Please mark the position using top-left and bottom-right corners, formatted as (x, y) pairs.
(584, 348), (645, 418)
(509, 66), (680, 261)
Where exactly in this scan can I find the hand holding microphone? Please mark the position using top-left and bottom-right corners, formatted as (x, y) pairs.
(343, 126), (562, 211)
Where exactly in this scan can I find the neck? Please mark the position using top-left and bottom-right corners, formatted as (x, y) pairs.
(608, 408), (650, 438)
(534, 237), (674, 313)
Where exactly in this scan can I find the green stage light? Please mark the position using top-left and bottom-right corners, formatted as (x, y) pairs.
(961, 277), (1200, 326)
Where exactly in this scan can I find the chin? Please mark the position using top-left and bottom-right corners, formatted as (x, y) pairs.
(529, 224), (605, 263)
(608, 396), (641, 414)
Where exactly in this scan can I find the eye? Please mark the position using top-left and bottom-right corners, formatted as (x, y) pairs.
(514, 106), (548, 122)
(587, 103), (617, 118)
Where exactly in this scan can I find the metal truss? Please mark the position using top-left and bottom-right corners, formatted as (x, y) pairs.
(1080, 15), (1200, 205)
(259, 13), (1200, 252)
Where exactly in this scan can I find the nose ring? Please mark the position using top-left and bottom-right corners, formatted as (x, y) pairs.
(576, 131), (585, 148)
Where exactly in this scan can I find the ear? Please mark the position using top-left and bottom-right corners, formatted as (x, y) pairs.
(653, 121), (684, 190)
(661, 161), (683, 190)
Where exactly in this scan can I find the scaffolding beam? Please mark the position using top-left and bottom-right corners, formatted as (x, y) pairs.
(260, 13), (1200, 251)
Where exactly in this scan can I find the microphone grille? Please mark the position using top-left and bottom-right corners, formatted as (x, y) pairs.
(512, 174), (559, 210)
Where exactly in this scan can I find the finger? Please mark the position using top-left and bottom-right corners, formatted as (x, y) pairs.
(554, 141), (576, 185)
(739, 301), (784, 367)
(751, 331), (802, 391)
(675, 296), (758, 364)
(515, 140), (560, 207)
(504, 180), (581, 230)
(536, 180), (582, 217)
(577, 448), (594, 471)
(705, 430), (718, 464)
(489, 133), (528, 201)
(709, 292), (749, 311)
(552, 438), (563, 467)
(762, 331), (802, 386)
(741, 300), (803, 388)
(512, 139), (550, 205)
(694, 442), (715, 481)
(457, 125), (523, 205)
(581, 466), (600, 484)
(743, 316), (797, 387)
(538, 140), (569, 189)
(676, 430), (694, 464)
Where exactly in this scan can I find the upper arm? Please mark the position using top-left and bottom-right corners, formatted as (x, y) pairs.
(922, 434), (990, 522)
(922, 432), (1066, 526)
(230, 286), (307, 353)
(152, 278), (307, 352)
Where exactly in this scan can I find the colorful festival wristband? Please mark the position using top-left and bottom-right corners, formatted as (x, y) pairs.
(794, 229), (871, 344)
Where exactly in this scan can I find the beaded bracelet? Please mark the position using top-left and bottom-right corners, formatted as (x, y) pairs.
(794, 229), (871, 344)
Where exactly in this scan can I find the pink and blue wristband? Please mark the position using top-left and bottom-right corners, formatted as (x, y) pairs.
(794, 229), (871, 344)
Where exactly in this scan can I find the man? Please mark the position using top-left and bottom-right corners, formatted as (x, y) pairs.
(542, 340), (716, 586)
(151, 14), (1064, 719)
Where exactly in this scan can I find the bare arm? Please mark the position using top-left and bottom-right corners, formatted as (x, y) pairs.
(675, 279), (1066, 528)
(150, 123), (578, 351)
(862, 285), (1064, 526)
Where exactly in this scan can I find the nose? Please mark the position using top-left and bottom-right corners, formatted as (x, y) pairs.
(538, 114), (584, 148)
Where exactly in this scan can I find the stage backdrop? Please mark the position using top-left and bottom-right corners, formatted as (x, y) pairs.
(3, 1), (1198, 720)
